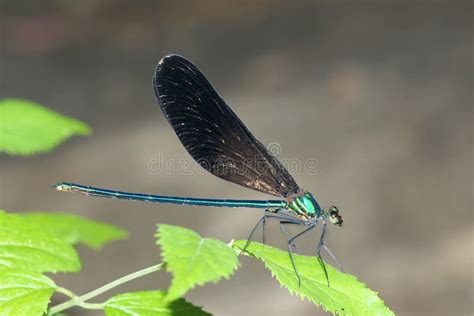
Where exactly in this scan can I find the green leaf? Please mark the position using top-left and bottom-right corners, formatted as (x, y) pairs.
(105, 291), (211, 316)
(156, 225), (239, 302)
(233, 240), (394, 316)
(0, 268), (57, 316)
(0, 211), (81, 273)
(22, 212), (128, 250)
(0, 98), (91, 156)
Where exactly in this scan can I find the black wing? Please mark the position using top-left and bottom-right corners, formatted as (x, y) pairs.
(153, 54), (300, 197)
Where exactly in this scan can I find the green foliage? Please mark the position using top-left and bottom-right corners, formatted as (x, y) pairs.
(105, 291), (211, 316)
(0, 211), (81, 273)
(0, 268), (56, 315)
(0, 203), (392, 315)
(0, 206), (394, 315)
(0, 208), (393, 315)
(233, 240), (394, 316)
(22, 212), (128, 250)
(0, 98), (91, 156)
(156, 224), (239, 302)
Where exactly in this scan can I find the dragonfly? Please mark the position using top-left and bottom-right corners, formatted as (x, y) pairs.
(54, 54), (343, 286)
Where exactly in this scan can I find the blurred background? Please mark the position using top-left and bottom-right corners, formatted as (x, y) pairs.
(1, 1), (472, 315)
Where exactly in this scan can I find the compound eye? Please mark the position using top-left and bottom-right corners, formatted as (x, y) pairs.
(328, 206), (343, 226)
(329, 206), (339, 217)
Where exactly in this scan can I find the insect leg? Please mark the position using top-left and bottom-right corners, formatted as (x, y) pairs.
(322, 244), (344, 272)
(279, 222), (300, 252)
(283, 224), (317, 287)
(243, 210), (268, 255)
(316, 223), (331, 287)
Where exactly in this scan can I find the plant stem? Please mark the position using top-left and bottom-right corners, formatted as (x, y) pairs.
(76, 302), (104, 310)
(55, 286), (76, 299)
(48, 263), (164, 315)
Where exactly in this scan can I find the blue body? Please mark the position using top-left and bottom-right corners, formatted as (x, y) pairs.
(55, 182), (287, 209)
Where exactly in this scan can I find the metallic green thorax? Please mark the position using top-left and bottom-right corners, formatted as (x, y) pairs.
(288, 192), (322, 218)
